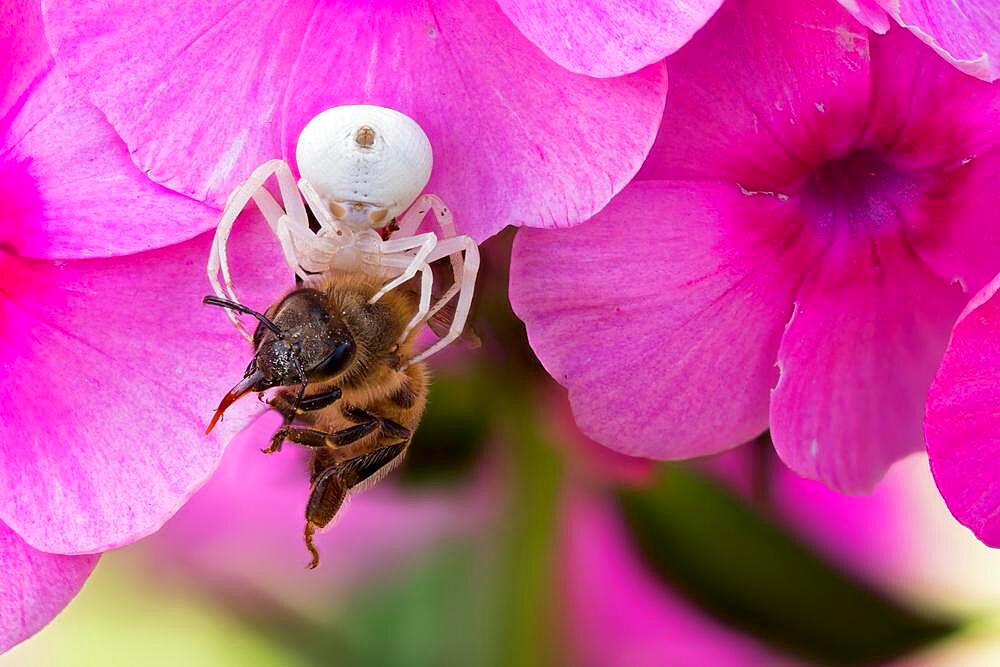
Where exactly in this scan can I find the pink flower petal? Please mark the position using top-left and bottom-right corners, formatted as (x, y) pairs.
(862, 27), (1000, 293)
(926, 273), (1000, 546)
(836, 0), (892, 33)
(510, 181), (817, 459)
(637, 0), (872, 188)
(0, 213), (289, 554)
(771, 235), (966, 492)
(493, 0), (723, 76)
(0, 520), (97, 653)
(2, 69), (218, 259)
(41, 0), (310, 206)
(0, 0), (49, 120)
(44, 0), (667, 242)
(1, 0), (214, 259)
(880, 0), (1000, 82)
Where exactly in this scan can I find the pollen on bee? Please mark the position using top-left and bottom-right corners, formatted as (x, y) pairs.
(355, 126), (376, 148)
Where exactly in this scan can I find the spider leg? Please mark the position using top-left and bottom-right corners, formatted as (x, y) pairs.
(288, 178), (356, 274)
(380, 253), (433, 341)
(393, 194), (464, 317)
(369, 232), (438, 305)
(405, 234), (480, 367)
(208, 159), (311, 339)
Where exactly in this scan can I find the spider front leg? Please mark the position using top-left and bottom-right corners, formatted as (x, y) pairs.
(367, 233), (439, 337)
(208, 159), (313, 339)
(380, 253), (434, 341)
(393, 194), (464, 315)
(405, 234), (480, 367)
(369, 233), (438, 301)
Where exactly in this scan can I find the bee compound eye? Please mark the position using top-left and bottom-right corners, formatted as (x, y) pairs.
(311, 338), (355, 378)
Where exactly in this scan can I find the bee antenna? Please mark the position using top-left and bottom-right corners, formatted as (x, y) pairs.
(203, 296), (282, 336)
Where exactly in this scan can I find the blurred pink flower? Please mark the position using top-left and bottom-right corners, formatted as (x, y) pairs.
(0, 523), (96, 653)
(41, 0), (668, 242)
(511, 0), (1000, 493)
(925, 272), (1000, 547)
(144, 411), (495, 606)
(837, 0), (1000, 82)
(0, 0), (284, 649)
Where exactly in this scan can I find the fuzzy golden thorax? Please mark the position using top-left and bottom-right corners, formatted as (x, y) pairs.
(308, 271), (425, 401)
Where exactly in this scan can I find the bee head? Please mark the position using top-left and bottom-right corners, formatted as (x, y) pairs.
(203, 290), (355, 433)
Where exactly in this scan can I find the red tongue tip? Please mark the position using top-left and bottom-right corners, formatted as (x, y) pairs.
(205, 409), (224, 435)
(205, 370), (263, 435)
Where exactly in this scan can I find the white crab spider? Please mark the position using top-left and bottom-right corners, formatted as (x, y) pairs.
(207, 105), (479, 367)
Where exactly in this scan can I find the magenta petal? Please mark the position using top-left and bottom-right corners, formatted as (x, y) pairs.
(493, 0), (722, 76)
(2, 0), (213, 259)
(862, 28), (1000, 293)
(0, 520), (97, 653)
(637, 0), (871, 188)
(836, 0), (891, 33)
(44, 0), (666, 241)
(771, 235), (966, 493)
(0, 0), (49, 120)
(41, 0), (314, 204)
(511, 181), (815, 459)
(0, 214), (288, 553)
(926, 273), (1000, 546)
(880, 0), (1000, 82)
(2, 68), (217, 259)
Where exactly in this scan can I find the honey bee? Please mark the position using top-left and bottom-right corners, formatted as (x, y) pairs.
(204, 271), (428, 568)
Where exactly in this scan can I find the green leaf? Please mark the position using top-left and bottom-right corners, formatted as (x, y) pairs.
(397, 370), (492, 488)
(617, 465), (959, 666)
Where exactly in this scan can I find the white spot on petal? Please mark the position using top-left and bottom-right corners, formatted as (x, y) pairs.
(737, 183), (790, 201)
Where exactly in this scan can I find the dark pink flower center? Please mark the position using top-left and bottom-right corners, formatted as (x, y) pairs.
(797, 149), (928, 239)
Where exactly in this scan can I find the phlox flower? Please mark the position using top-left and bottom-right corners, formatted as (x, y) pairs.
(0, 0), (282, 650)
(41, 0), (672, 242)
(836, 0), (1000, 82)
(510, 0), (1000, 492)
(925, 273), (1000, 547)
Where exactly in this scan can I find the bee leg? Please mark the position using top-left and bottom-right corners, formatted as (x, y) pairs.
(266, 419), (380, 454)
(303, 439), (410, 568)
(265, 386), (343, 418)
(341, 406), (412, 441)
(261, 387), (344, 454)
(303, 465), (349, 569)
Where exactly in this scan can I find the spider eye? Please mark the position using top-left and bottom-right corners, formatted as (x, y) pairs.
(310, 339), (355, 378)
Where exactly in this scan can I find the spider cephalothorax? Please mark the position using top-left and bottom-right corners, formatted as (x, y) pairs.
(207, 104), (479, 368)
